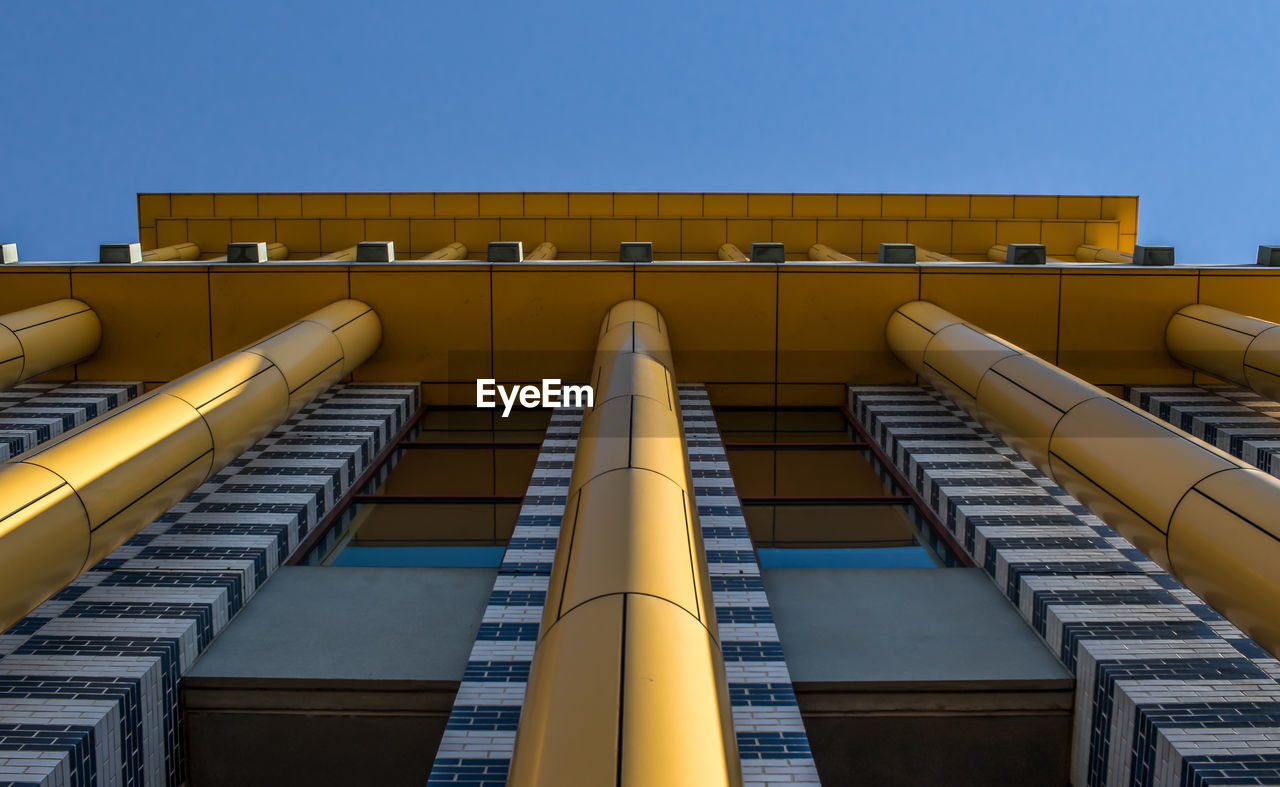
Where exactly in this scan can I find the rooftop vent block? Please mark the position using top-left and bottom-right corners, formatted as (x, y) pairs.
(878, 243), (917, 264)
(356, 241), (395, 262)
(1258, 246), (1280, 267)
(0, 243), (16, 264)
(227, 242), (269, 263)
(619, 242), (653, 263)
(1133, 245), (1175, 266)
(488, 241), (523, 262)
(99, 243), (142, 264)
(1005, 244), (1047, 265)
(750, 243), (785, 263)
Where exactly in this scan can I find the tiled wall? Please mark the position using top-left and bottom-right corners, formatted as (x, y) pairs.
(137, 192), (1136, 260)
(851, 385), (1280, 786)
(0, 384), (418, 787)
(427, 385), (819, 785)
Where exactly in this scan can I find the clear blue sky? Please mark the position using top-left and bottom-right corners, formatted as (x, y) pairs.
(2, 0), (1276, 262)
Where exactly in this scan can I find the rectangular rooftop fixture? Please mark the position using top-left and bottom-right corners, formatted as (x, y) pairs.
(1133, 244), (1175, 266)
(487, 241), (523, 262)
(619, 241), (653, 263)
(1005, 243), (1047, 265)
(878, 243), (917, 264)
(1259, 246), (1280, 267)
(0, 244), (16, 264)
(356, 241), (395, 262)
(99, 243), (142, 264)
(227, 242), (269, 263)
(750, 242), (785, 263)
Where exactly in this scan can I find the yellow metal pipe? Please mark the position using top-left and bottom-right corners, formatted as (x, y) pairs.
(1075, 244), (1131, 263)
(915, 247), (956, 262)
(887, 300), (1280, 654)
(419, 241), (468, 260)
(0, 299), (101, 391)
(509, 300), (740, 786)
(0, 299), (381, 631)
(315, 246), (358, 261)
(1167, 304), (1280, 400)
(524, 241), (557, 261)
(717, 243), (747, 261)
(808, 243), (856, 261)
(141, 242), (201, 261)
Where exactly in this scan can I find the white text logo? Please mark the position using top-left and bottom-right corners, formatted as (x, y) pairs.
(476, 379), (594, 417)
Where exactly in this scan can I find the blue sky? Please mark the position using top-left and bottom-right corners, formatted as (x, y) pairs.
(2, 0), (1276, 262)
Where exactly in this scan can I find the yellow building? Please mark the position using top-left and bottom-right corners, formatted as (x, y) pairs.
(0, 192), (1278, 786)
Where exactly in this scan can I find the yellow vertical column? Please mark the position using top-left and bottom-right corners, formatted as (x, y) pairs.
(508, 300), (741, 787)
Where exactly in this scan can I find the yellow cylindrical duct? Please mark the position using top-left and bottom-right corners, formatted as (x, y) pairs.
(419, 242), (468, 260)
(525, 241), (558, 261)
(887, 300), (1280, 654)
(316, 246), (358, 261)
(717, 243), (747, 261)
(808, 243), (856, 261)
(0, 299), (101, 391)
(141, 242), (201, 261)
(264, 242), (289, 260)
(1075, 244), (1131, 263)
(1166, 304), (1280, 401)
(509, 300), (740, 787)
(915, 247), (956, 262)
(0, 299), (381, 631)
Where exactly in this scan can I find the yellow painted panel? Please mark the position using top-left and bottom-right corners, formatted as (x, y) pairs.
(815, 219), (862, 257)
(861, 220), (908, 256)
(951, 220), (998, 255)
(776, 383), (849, 406)
(1059, 196), (1103, 220)
(703, 193), (748, 216)
(748, 193), (791, 217)
(171, 194), (214, 217)
(138, 194), (170, 227)
(705, 383), (774, 406)
(793, 194), (836, 216)
(156, 219), (188, 248)
(659, 193), (703, 217)
(926, 194), (970, 218)
(1042, 221), (1086, 257)
(525, 192), (569, 216)
(726, 219), (772, 252)
(454, 218), (500, 253)
(0, 273), (73, 314)
(320, 219), (365, 252)
(213, 193), (258, 217)
(546, 218), (590, 256)
(301, 193), (346, 217)
(995, 219), (1042, 245)
(388, 193), (433, 217)
(477, 193), (523, 217)
(499, 218), (546, 247)
(275, 219), (321, 254)
(1084, 221), (1121, 250)
(435, 193), (479, 217)
(364, 219), (411, 250)
(569, 192), (613, 216)
(1058, 270), (1198, 384)
(258, 193), (302, 217)
(139, 228), (157, 250)
(636, 219), (681, 255)
(493, 268), (632, 381)
(636, 268), (775, 382)
(346, 193), (390, 217)
(971, 195), (1014, 218)
(589, 218), (636, 254)
(779, 269), (917, 383)
(1014, 195), (1058, 218)
(772, 219), (817, 259)
(1120, 233), (1137, 253)
(837, 194), (881, 217)
(72, 270), (211, 380)
(186, 220), (231, 253)
(230, 219), (276, 244)
(614, 193), (658, 216)
(409, 219), (456, 254)
(882, 194), (926, 218)
(920, 270), (1060, 361)
(349, 271), (487, 388)
(1198, 272), (1280, 323)
(682, 219), (727, 255)
(1102, 196), (1139, 235)
(907, 220), (952, 254)
(209, 270), (348, 357)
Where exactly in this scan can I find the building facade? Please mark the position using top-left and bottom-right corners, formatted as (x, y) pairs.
(1, 192), (1278, 786)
